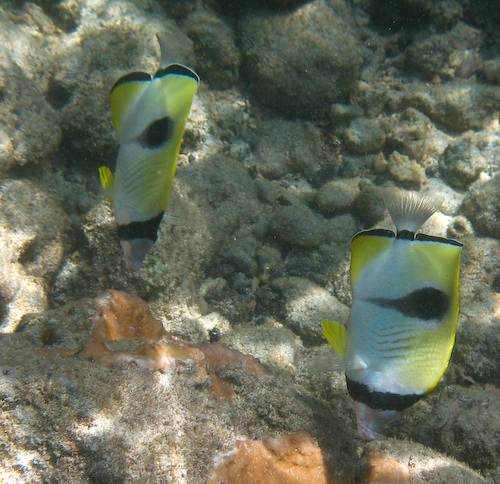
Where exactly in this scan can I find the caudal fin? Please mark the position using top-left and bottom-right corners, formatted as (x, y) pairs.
(381, 187), (442, 233)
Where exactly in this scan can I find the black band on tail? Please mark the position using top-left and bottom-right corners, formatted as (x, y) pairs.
(346, 377), (423, 411)
(111, 71), (151, 94)
(117, 212), (164, 242)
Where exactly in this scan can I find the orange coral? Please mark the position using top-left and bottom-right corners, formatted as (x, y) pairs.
(208, 431), (344, 484)
(71, 290), (270, 401)
(360, 452), (410, 484)
(92, 290), (166, 341)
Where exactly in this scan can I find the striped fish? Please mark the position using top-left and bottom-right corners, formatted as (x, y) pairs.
(322, 188), (462, 439)
(99, 35), (199, 270)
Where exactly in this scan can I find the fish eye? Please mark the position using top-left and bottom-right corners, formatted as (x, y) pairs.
(139, 116), (173, 148)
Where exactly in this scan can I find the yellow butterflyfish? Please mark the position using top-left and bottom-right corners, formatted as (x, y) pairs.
(322, 188), (462, 439)
(99, 35), (199, 270)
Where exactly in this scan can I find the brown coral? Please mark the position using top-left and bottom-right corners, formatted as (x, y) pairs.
(92, 289), (167, 341)
(360, 451), (410, 484)
(208, 431), (342, 484)
(74, 290), (270, 401)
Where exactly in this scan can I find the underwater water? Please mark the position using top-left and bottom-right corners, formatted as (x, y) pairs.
(0, 0), (499, 483)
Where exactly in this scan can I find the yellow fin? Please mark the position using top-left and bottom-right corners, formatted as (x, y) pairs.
(109, 72), (151, 136)
(98, 166), (114, 192)
(321, 319), (346, 356)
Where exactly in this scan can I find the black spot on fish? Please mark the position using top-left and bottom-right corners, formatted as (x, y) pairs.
(139, 116), (173, 148)
(346, 377), (423, 411)
(370, 287), (449, 321)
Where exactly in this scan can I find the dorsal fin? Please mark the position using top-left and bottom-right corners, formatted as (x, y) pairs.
(381, 188), (442, 233)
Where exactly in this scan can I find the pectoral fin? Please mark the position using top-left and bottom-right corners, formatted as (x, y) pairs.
(321, 319), (347, 356)
(98, 166), (114, 203)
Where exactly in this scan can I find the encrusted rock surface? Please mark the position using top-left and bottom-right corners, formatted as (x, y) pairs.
(0, 0), (499, 482)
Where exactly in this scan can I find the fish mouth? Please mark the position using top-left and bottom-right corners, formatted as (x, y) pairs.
(354, 401), (398, 440)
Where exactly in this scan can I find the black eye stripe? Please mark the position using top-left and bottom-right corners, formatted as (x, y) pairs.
(138, 116), (173, 148)
(368, 287), (449, 321)
(346, 377), (423, 411)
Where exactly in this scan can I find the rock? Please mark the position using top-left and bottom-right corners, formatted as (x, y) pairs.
(420, 178), (464, 215)
(366, 0), (464, 32)
(405, 22), (480, 80)
(0, 179), (70, 331)
(254, 119), (323, 179)
(268, 204), (326, 248)
(0, 9), (61, 173)
(353, 179), (386, 226)
(439, 140), (487, 190)
(480, 58), (500, 84)
(183, 10), (240, 88)
(203, 89), (250, 144)
(219, 228), (260, 277)
(343, 118), (386, 154)
(273, 277), (349, 343)
(314, 178), (360, 216)
(361, 439), (488, 484)
(387, 151), (427, 189)
(446, 215), (473, 239)
(329, 103), (363, 125)
(324, 213), (359, 243)
(384, 108), (451, 170)
(256, 245), (283, 283)
(221, 322), (302, 373)
(0, 295), (356, 484)
(393, 80), (500, 133)
(461, 174), (500, 238)
(452, 128), (500, 175)
(392, 385), (500, 477)
(240, 0), (367, 117)
(454, 236), (500, 387)
(200, 277), (229, 302)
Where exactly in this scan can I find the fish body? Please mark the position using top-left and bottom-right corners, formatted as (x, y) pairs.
(100, 40), (199, 270)
(322, 189), (462, 439)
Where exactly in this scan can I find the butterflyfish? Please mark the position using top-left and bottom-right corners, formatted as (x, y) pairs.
(99, 36), (199, 270)
(322, 188), (462, 439)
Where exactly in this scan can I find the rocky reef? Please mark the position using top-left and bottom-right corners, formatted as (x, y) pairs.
(0, 0), (499, 482)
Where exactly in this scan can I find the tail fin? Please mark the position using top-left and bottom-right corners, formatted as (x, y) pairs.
(381, 187), (442, 233)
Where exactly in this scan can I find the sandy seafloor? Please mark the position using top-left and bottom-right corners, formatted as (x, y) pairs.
(0, 0), (499, 483)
